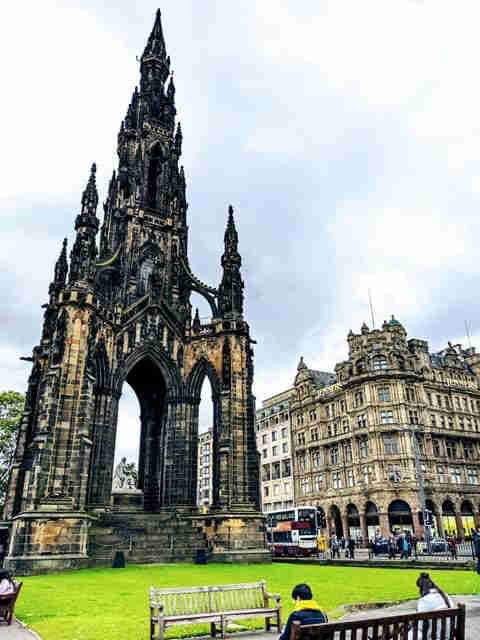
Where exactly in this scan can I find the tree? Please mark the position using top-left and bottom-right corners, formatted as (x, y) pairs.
(0, 391), (24, 507)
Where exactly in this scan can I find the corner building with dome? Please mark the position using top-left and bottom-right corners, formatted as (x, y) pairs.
(290, 316), (480, 541)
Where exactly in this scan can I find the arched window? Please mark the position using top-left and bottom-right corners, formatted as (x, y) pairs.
(147, 144), (163, 208)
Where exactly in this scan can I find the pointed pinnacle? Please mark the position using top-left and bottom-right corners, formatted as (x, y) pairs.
(142, 8), (167, 61)
(81, 162), (99, 214)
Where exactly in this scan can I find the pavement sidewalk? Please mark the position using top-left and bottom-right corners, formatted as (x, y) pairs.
(0, 618), (40, 639)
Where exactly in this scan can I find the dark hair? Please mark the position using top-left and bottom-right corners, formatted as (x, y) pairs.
(416, 573), (450, 608)
(0, 570), (14, 585)
(292, 584), (313, 600)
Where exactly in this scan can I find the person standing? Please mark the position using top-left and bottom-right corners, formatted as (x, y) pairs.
(330, 535), (339, 559)
(388, 537), (396, 559)
(472, 526), (480, 573)
(347, 537), (355, 559)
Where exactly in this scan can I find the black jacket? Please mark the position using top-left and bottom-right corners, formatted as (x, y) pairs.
(473, 531), (480, 556)
(279, 607), (328, 640)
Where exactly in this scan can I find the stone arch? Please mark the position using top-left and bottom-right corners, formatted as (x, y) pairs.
(461, 500), (475, 536)
(114, 342), (183, 400)
(346, 503), (360, 538)
(330, 504), (343, 538)
(442, 498), (457, 536)
(388, 499), (413, 533)
(185, 356), (222, 508)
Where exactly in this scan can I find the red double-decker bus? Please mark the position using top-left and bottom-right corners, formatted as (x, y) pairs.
(266, 506), (317, 557)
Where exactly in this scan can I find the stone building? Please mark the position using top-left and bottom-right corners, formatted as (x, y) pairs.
(197, 429), (213, 508)
(256, 390), (295, 513)
(4, 9), (267, 573)
(290, 317), (480, 541)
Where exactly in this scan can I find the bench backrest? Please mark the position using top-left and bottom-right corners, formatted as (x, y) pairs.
(291, 604), (466, 640)
(150, 581), (267, 616)
(0, 582), (23, 609)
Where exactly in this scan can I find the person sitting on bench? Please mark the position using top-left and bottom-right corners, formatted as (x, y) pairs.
(279, 583), (328, 640)
(409, 572), (452, 639)
(0, 570), (15, 596)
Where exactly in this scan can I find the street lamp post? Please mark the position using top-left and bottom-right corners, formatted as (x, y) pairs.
(411, 426), (432, 553)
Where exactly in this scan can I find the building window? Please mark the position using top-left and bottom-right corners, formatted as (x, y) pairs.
(297, 432), (305, 446)
(262, 434), (267, 444)
(340, 399), (346, 412)
(342, 418), (349, 433)
(426, 392), (432, 405)
(263, 486), (269, 497)
(432, 439), (441, 457)
(406, 386), (416, 402)
(354, 391), (364, 407)
(282, 460), (291, 477)
(430, 414), (436, 427)
(272, 445), (278, 457)
(311, 449), (321, 468)
(409, 410), (419, 425)
(347, 469), (355, 487)
(272, 431), (277, 441)
(373, 355), (388, 371)
(311, 427), (319, 441)
(455, 397), (460, 409)
(383, 433), (398, 454)
(343, 442), (353, 462)
(330, 446), (339, 465)
(272, 462), (281, 479)
(297, 455), (306, 472)
(387, 464), (402, 482)
(281, 427), (287, 438)
(380, 410), (394, 424)
(262, 464), (270, 481)
(282, 442), (288, 453)
(359, 438), (369, 458)
(273, 484), (280, 496)
(313, 473), (323, 491)
(357, 413), (368, 429)
(459, 417), (465, 430)
(332, 472), (342, 489)
(464, 442), (474, 459)
(448, 416), (454, 429)
(262, 449), (267, 459)
(450, 467), (462, 484)
(446, 440), (457, 458)
(467, 468), (478, 485)
(378, 386), (391, 402)
(437, 465), (447, 482)
(300, 478), (310, 495)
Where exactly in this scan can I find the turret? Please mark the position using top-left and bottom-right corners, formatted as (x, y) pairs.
(218, 205), (244, 318)
(49, 238), (68, 296)
(69, 164), (99, 285)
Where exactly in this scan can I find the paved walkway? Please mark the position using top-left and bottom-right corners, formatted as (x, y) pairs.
(0, 618), (39, 639)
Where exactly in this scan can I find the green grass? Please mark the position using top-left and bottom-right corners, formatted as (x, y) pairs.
(15, 563), (480, 640)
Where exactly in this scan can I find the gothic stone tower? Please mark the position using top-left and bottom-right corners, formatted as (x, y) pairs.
(4, 10), (266, 573)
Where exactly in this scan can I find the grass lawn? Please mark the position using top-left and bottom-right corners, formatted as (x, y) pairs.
(15, 563), (480, 640)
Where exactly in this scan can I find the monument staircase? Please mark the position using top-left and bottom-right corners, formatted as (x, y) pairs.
(87, 510), (207, 566)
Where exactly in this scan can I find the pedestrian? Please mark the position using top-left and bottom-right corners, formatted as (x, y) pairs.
(447, 536), (457, 560)
(408, 572), (452, 639)
(387, 536), (396, 559)
(347, 537), (355, 559)
(278, 583), (328, 640)
(0, 542), (5, 568)
(400, 535), (410, 560)
(330, 535), (339, 559)
(472, 525), (480, 574)
(412, 535), (418, 559)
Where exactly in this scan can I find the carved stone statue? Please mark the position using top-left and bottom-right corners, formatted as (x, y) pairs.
(112, 457), (137, 490)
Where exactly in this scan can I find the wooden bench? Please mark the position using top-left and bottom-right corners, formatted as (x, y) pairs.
(0, 582), (23, 627)
(150, 580), (281, 640)
(290, 603), (466, 640)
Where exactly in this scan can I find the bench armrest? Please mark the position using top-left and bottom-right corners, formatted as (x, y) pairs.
(265, 592), (281, 604)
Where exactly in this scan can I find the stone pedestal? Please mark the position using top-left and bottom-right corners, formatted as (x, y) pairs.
(111, 489), (144, 511)
(193, 510), (271, 563)
(4, 510), (95, 575)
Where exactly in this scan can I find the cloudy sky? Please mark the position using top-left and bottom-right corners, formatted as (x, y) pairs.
(2, 0), (480, 464)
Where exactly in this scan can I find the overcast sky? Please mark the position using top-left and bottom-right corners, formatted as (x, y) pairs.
(2, 1), (480, 464)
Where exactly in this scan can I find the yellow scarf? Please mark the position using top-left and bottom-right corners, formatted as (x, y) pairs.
(294, 599), (323, 612)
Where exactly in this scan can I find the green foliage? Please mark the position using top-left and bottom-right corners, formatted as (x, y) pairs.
(14, 563), (479, 640)
(0, 390), (24, 506)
